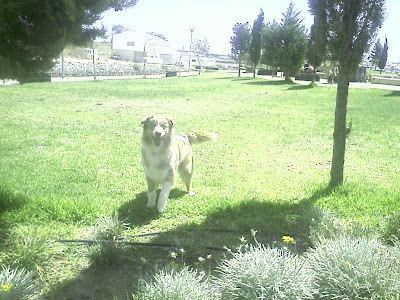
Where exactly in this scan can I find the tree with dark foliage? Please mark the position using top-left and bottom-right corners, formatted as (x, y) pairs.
(378, 37), (388, 74)
(250, 9), (264, 78)
(308, 0), (386, 188)
(262, 2), (307, 82)
(306, 0), (327, 83)
(231, 22), (251, 77)
(0, 0), (138, 82)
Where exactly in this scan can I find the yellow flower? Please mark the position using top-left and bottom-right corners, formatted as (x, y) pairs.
(2, 283), (12, 292)
(282, 236), (295, 243)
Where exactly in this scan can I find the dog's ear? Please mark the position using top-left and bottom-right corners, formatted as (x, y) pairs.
(167, 116), (175, 127)
(141, 114), (154, 125)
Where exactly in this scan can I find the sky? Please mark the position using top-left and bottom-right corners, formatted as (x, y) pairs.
(96, 0), (400, 62)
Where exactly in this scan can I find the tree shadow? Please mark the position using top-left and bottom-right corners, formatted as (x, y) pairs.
(118, 188), (187, 227)
(286, 84), (315, 91)
(244, 79), (292, 86)
(144, 184), (332, 254)
(230, 77), (253, 81)
(384, 90), (400, 97)
(45, 184), (333, 299)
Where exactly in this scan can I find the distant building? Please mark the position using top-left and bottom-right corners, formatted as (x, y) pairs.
(111, 30), (179, 64)
(179, 51), (217, 67)
(84, 48), (99, 60)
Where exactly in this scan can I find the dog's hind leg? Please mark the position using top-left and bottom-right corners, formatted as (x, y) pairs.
(146, 178), (158, 208)
(157, 181), (173, 213)
(182, 173), (195, 196)
(179, 159), (195, 196)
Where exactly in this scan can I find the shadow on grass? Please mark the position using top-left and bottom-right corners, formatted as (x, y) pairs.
(244, 79), (293, 86)
(45, 185), (333, 299)
(118, 188), (187, 227)
(286, 84), (315, 91)
(384, 90), (400, 97)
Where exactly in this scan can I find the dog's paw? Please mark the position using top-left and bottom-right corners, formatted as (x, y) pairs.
(146, 201), (156, 208)
(157, 203), (166, 213)
(187, 192), (196, 196)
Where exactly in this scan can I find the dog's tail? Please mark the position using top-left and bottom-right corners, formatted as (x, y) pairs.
(185, 130), (219, 145)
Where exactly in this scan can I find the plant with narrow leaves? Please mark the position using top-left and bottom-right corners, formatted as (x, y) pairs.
(95, 211), (129, 240)
(135, 266), (217, 300)
(214, 245), (312, 299)
(0, 266), (37, 300)
(307, 236), (400, 299)
(305, 207), (377, 246)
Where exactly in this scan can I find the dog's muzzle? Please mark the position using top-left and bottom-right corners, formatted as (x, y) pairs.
(153, 127), (164, 147)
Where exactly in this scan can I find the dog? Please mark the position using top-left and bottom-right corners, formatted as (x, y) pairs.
(141, 114), (218, 212)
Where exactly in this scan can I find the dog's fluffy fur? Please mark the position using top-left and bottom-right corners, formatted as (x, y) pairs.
(141, 114), (218, 212)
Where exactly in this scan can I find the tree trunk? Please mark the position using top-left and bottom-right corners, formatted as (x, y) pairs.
(284, 69), (290, 81)
(238, 55), (241, 77)
(330, 68), (349, 188)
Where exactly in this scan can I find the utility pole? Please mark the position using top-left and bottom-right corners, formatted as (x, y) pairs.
(61, 50), (64, 78)
(188, 29), (194, 72)
(92, 48), (96, 81)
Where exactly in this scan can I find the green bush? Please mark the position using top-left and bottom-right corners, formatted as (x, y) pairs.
(135, 266), (217, 300)
(213, 245), (312, 299)
(307, 236), (400, 299)
(305, 207), (377, 246)
(381, 210), (400, 243)
(0, 266), (37, 300)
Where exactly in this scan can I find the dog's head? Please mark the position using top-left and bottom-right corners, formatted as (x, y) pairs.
(141, 114), (176, 147)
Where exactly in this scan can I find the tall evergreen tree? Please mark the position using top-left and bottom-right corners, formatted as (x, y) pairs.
(231, 22), (251, 77)
(261, 2), (307, 81)
(306, 0), (327, 83)
(250, 9), (264, 78)
(309, 0), (386, 188)
(378, 37), (388, 73)
(0, 0), (138, 82)
(370, 39), (383, 70)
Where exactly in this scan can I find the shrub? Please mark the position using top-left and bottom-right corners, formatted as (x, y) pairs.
(88, 212), (129, 265)
(213, 245), (312, 299)
(381, 210), (400, 243)
(2, 227), (56, 272)
(134, 266), (217, 300)
(307, 236), (400, 299)
(95, 211), (128, 240)
(0, 266), (37, 300)
(305, 207), (377, 246)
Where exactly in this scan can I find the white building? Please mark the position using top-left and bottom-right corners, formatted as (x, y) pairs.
(111, 30), (180, 64)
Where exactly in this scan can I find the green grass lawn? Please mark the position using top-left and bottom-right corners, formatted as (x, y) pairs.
(1, 72), (399, 298)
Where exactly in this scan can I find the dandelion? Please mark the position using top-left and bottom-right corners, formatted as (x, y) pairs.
(170, 251), (178, 259)
(2, 283), (12, 292)
(198, 257), (205, 263)
(179, 248), (186, 254)
(282, 235), (295, 243)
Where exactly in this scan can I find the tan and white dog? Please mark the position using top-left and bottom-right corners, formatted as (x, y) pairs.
(141, 114), (218, 212)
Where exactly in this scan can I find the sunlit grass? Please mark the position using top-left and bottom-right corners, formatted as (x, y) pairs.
(0, 72), (399, 297)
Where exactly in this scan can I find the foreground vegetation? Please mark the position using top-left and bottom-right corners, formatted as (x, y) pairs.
(0, 72), (399, 298)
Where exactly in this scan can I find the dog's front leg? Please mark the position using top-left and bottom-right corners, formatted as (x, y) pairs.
(146, 178), (158, 208)
(157, 181), (172, 213)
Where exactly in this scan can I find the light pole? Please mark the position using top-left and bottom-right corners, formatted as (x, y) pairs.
(188, 29), (194, 72)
